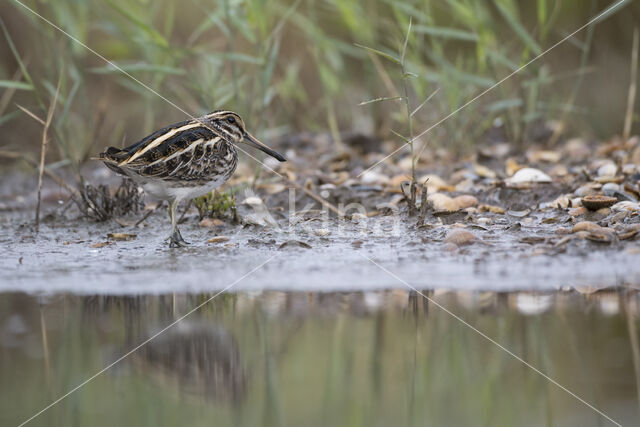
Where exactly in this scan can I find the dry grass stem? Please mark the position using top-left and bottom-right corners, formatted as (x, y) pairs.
(295, 182), (343, 217)
(623, 27), (639, 142)
(35, 79), (61, 230)
(15, 104), (45, 125)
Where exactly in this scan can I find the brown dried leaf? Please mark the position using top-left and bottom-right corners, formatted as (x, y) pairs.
(106, 233), (136, 241)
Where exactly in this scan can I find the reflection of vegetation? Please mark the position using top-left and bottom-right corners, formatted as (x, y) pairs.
(140, 322), (248, 404)
(194, 189), (238, 221)
(1, 291), (638, 425)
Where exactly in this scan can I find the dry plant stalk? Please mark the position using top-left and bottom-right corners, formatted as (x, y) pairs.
(35, 79), (61, 230)
(623, 27), (639, 142)
(416, 179), (429, 227)
(75, 179), (143, 222)
(295, 180), (344, 217)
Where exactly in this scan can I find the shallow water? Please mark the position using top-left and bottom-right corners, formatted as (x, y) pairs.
(1, 290), (639, 426)
(2, 193), (640, 426)
(2, 209), (640, 294)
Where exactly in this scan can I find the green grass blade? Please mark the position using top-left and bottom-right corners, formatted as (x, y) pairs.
(486, 98), (523, 113)
(354, 44), (401, 65)
(412, 25), (479, 42)
(0, 80), (33, 90)
(104, 0), (169, 48)
(493, 0), (542, 55)
(401, 18), (412, 64)
(89, 64), (186, 75)
(0, 18), (38, 100)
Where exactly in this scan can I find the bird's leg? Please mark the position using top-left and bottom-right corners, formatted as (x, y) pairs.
(168, 199), (190, 247)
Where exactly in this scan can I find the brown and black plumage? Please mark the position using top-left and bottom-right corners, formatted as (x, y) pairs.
(100, 110), (286, 247)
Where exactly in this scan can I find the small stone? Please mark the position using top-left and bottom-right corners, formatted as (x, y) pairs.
(428, 193), (458, 212)
(572, 221), (602, 233)
(443, 242), (459, 252)
(314, 228), (331, 237)
(612, 201), (640, 212)
(569, 207), (587, 216)
(574, 184), (601, 197)
(602, 183), (620, 197)
(476, 217), (492, 226)
(526, 150), (561, 163)
(473, 164), (497, 179)
(581, 195), (617, 211)
(507, 209), (531, 218)
(199, 218), (224, 227)
(361, 171), (390, 186)
(453, 195), (478, 209)
(278, 240), (312, 250)
(242, 196), (264, 206)
(444, 229), (477, 246)
(585, 228), (617, 243)
(417, 174), (452, 192)
(597, 162), (617, 178)
(478, 204), (505, 214)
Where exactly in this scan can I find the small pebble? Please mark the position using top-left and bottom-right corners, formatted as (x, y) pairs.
(597, 162), (617, 177)
(444, 229), (477, 246)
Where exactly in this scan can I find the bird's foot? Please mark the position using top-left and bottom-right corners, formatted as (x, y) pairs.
(169, 229), (190, 248)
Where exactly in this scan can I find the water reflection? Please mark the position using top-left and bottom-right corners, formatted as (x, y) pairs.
(138, 322), (247, 404)
(81, 295), (247, 404)
(1, 289), (639, 426)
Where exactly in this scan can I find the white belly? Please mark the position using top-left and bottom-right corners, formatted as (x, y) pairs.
(139, 178), (225, 202)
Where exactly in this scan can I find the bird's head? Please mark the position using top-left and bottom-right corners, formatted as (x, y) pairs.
(203, 110), (286, 162)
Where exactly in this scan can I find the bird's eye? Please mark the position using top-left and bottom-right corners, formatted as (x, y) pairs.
(227, 117), (236, 124)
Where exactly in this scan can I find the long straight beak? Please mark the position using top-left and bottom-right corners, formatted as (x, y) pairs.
(242, 132), (286, 162)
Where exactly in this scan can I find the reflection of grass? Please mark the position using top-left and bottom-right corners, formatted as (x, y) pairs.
(2, 291), (639, 425)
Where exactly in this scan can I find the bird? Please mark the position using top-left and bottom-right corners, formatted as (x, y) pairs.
(99, 110), (286, 247)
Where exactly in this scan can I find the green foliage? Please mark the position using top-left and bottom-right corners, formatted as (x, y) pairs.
(0, 0), (629, 167)
(194, 189), (237, 220)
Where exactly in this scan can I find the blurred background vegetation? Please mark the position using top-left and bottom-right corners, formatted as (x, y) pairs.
(0, 0), (639, 173)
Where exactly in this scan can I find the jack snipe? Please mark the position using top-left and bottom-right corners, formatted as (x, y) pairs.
(99, 110), (286, 247)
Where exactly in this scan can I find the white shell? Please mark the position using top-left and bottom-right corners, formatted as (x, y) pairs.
(506, 167), (552, 184)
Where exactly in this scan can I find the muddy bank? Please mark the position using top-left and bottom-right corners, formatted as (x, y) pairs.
(2, 204), (639, 294)
(2, 134), (640, 295)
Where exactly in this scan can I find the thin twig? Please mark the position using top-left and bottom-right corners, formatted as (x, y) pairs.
(623, 27), (639, 142)
(133, 202), (162, 228)
(15, 103), (45, 125)
(35, 78), (61, 230)
(292, 181), (343, 216)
